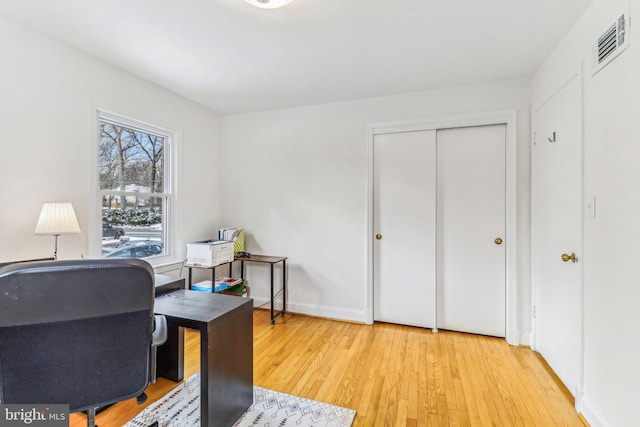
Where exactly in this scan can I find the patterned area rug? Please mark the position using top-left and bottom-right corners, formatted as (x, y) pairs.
(125, 373), (356, 427)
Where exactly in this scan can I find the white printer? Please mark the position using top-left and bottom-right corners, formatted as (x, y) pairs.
(186, 239), (234, 267)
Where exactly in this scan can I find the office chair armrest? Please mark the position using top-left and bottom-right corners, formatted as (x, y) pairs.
(149, 315), (167, 384)
(152, 315), (167, 347)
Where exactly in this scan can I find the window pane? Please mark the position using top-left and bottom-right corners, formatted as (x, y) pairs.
(101, 196), (165, 259)
(97, 113), (171, 262)
(99, 122), (165, 192)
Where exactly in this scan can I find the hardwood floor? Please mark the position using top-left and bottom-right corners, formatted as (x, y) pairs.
(71, 310), (584, 426)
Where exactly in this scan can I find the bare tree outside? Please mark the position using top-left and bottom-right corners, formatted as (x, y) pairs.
(98, 119), (168, 259)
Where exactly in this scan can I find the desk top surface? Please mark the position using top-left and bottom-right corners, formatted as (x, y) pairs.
(154, 289), (251, 323)
(235, 255), (287, 263)
(185, 254), (287, 269)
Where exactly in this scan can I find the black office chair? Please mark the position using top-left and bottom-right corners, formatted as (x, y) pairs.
(0, 259), (167, 427)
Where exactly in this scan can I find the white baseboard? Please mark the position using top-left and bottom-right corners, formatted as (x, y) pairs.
(507, 328), (520, 346)
(520, 330), (532, 346)
(364, 309), (373, 325)
(251, 297), (367, 323)
(575, 385), (584, 413)
(580, 396), (607, 427)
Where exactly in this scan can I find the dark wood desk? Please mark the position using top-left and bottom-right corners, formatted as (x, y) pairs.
(154, 274), (185, 296)
(155, 290), (253, 427)
(0, 257), (55, 268)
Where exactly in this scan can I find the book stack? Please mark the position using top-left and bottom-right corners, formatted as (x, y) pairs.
(214, 276), (242, 292)
(220, 282), (249, 297)
(192, 276), (245, 294)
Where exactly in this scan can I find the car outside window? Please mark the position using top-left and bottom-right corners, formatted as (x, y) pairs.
(135, 244), (162, 258)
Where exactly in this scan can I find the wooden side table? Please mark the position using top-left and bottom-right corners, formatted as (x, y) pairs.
(235, 255), (287, 324)
(185, 261), (233, 289)
(185, 254), (288, 324)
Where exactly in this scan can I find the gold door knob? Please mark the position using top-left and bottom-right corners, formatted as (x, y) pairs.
(495, 237), (503, 245)
(375, 234), (382, 240)
(561, 253), (577, 263)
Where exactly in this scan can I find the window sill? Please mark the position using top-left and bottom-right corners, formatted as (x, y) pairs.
(153, 259), (186, 275)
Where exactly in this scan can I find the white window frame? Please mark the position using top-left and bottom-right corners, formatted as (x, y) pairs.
(91, 109), (179, 267)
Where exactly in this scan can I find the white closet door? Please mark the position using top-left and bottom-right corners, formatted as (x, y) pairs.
(436, 125), (506, 337)
(373, 130), (436, 328)
(531, 74), (582, 396)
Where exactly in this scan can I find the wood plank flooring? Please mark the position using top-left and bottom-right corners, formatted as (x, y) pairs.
(70, 310), (584, 426)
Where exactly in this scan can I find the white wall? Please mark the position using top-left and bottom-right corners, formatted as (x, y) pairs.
(532, 0), (640, 425)
(221, 80), (532, 337)
(0, 15), (222, 268)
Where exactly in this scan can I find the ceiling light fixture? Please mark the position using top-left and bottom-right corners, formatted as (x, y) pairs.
(243, 0), (293, 9)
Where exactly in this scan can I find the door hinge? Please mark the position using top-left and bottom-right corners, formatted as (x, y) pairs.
(532, 131), (537, 146)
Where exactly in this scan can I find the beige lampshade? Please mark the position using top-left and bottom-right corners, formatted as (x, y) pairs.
(34, 202), (81, 235)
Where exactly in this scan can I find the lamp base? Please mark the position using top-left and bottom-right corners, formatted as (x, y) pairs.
(53, 234), (60, 260)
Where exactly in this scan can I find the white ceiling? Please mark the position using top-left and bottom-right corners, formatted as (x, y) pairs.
(0, 0), (594, 114)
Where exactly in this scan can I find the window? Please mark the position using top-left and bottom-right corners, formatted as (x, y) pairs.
(98, 113), (171, 260)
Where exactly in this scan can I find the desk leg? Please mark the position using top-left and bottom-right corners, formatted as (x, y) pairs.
(282, 259), (287, 316)
(188, 268), (192, 290)
(203, 303), (253, 427)
(156, 317), (184, 382)
(270, 262), (275, 324)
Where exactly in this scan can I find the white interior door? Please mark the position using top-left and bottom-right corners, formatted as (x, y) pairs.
(532, 74), (582, 396)
(436, 125), (506, 337)
(373, 130), (436, 328)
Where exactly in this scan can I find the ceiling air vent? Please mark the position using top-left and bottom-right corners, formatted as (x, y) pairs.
(593, 11), (630, 75)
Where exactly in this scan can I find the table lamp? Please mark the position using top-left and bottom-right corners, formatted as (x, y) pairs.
(34, 202), (81, 260)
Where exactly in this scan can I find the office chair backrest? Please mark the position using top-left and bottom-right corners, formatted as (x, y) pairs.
(0, 259), (155, 412)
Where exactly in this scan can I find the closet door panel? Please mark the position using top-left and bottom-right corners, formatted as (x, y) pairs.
(373, 130), (436, 328)
(436, 125), (506, 337)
